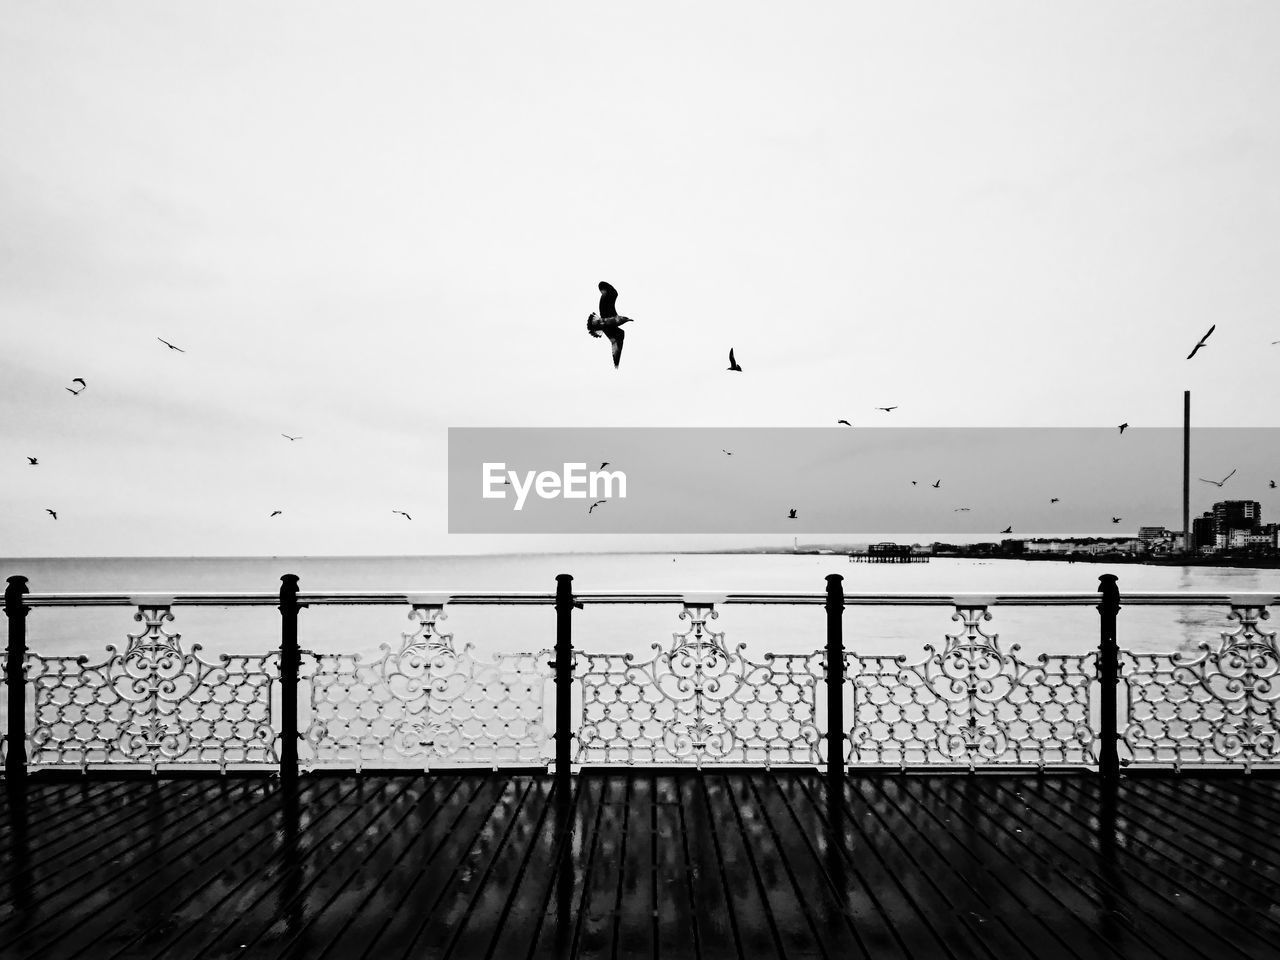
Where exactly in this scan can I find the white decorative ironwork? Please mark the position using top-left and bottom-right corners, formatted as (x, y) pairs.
(847, 603), (1096, 769)
(576, 601), (823, 766)
(302, 603), (551, 770)
(25, 604), (279, 772)
(1122, 602), (1280, 770)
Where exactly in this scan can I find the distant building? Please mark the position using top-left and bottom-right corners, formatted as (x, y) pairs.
(1213, 500), (1261, 532)
(1191, 512), (1217, 553)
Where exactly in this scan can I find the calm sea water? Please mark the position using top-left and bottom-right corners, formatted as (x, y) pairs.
(3, 553), (1277, 663)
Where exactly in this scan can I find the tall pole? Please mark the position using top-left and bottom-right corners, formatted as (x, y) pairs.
(5, 576), (29, 782)
(1183, 390), (1191, 553)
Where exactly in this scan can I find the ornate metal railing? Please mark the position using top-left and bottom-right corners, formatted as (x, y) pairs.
(2, 575), (1277, 777)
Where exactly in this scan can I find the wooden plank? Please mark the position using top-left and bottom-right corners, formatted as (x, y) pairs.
(354, 774), (525, 960)
(795, 772), (972, 960)
(245, 775), (438, 959)
(1047, 775), (1279, 958)
(700, 772), (785, 959)
(572, 774), (630, 960)
(652, 774), (699, 960)
(412, 775), (549, 959)
(984, 775), (1228, 960)
(676, 772), (740, 960)
(527, 774), (608, 960)
(888, 775), (1126, 960)
(312, 774), (495, 960)
(613, 772), (655, 960)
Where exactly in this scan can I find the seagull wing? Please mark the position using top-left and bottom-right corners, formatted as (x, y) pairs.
(1221, 468), (1237, 483)
(605, 326), (625, 368)
(598, 282), (618, 319)
(729, 348), (736, 367)
(72, 378), (86, 387)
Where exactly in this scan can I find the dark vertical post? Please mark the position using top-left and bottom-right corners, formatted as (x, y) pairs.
(1183, 390), (1191, 553)
(825, 574), (845, 786)
(1097, 574), (1121, 781)
(5, 576), (30, 782)
(553, 574), (577, 799)
(279, 574), (300, 780)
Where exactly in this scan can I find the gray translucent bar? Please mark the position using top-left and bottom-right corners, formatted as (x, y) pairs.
(448, 427), (1276, 535)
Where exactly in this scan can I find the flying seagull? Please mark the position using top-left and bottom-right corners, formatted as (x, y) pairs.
(1271, 480), (1277, 489)
(727, 348), (742, 372)
(392, 510), (412, 520)
(911, 481), (917, 486)
(157, 337), (185, 352)
(876, 406), (898, 413)
(282, 434), (302, 441)
(269, 510), (282, 517)
(787, 508), (797, 519)
(586, 281), (634, 369)
(1000, 526), (1012, 534)
(837, 420), (852, 426)
(46, 509), (57, 520)
(954, 507), (971, 512)
(599, 462), (610, 470)
(1186, 324), (1215, 360)
(1118, 423), (1128, 434)
(589, 500), (606, 513)
(1050, 498), (1059, 503)
(722, 449), (733, 456)
(1112, 517), (1122, 524)
(932, 480), (941, 489)
(1199, 468), (1237, 487)
(66, 378), (86, 396)
(27, 457), (37, 465)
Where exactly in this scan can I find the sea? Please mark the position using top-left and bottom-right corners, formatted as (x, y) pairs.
(3, 553), (1278, 665)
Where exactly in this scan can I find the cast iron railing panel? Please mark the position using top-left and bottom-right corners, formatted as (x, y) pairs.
(846, 603), (1097, 769)
(575, 601), (824, 766)
(1121, 602), (1279, 770)
(25, 604), (279, 772)
(301, 603), (551, 770)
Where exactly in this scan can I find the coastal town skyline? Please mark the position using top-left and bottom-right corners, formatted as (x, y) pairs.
(3, 3), (1279, 556)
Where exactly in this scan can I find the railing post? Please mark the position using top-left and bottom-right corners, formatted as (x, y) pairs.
(825, 574), (845, 785)
(553, 574), (577, 798)
(279, 574), (300, 780)
(1097, 574), (1121, 781)
(5, 576), (30, 782)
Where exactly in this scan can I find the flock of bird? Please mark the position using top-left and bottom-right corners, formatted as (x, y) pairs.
(21, 288), (1270, 532)
(584, 288), (1269, 529)
(35, 339), (413, 523)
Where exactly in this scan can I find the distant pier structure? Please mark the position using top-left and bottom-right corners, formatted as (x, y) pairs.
(850, 542), (930, 563)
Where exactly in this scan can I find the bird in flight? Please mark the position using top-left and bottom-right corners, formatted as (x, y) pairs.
(954, 507), (971, 512)
(1186, 324), (1215, 359)
(727, 348), (742, 372)
(589, 500), (606, 513)
(932, 480), (941, 489)
(46, 509), (57, 520)
(66, 378), (86, 395)
(586, 281), (634, 369)
(1000, 526), (1012, 534)
(1271, 480), (1277, 489)
(910, 481), (917, 486)
(270, 510), (282, 517)
(1199, 468), (1236, 487)
(27, 457), (37, 465)
(1111, 517), (1122, 524)
(722, 449), (733, 456)
(876, 406), (898, 413)
(837, 420), (852, 426)
(157, 337), (185, 352)
(1118, 423), (1128, 434)
(282, 434), (302, 442)
(392, 510), (412, 520)
(787, 508), (797, 519)
(1050, 498), (1060, 504)
(599, 462), (610, 470)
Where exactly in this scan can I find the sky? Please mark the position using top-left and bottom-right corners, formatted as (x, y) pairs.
(2, 1), (1279, 556)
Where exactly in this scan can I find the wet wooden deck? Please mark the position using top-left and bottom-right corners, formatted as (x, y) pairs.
(2, 770), (1280, 959)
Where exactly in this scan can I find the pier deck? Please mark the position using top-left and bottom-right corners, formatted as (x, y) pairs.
(3, 770), (1279, 959)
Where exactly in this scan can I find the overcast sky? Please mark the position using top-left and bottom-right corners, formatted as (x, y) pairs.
(3, 2), (1278, 556)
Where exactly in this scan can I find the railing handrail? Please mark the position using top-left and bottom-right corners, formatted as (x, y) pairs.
(14, 590), (1279, 608)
